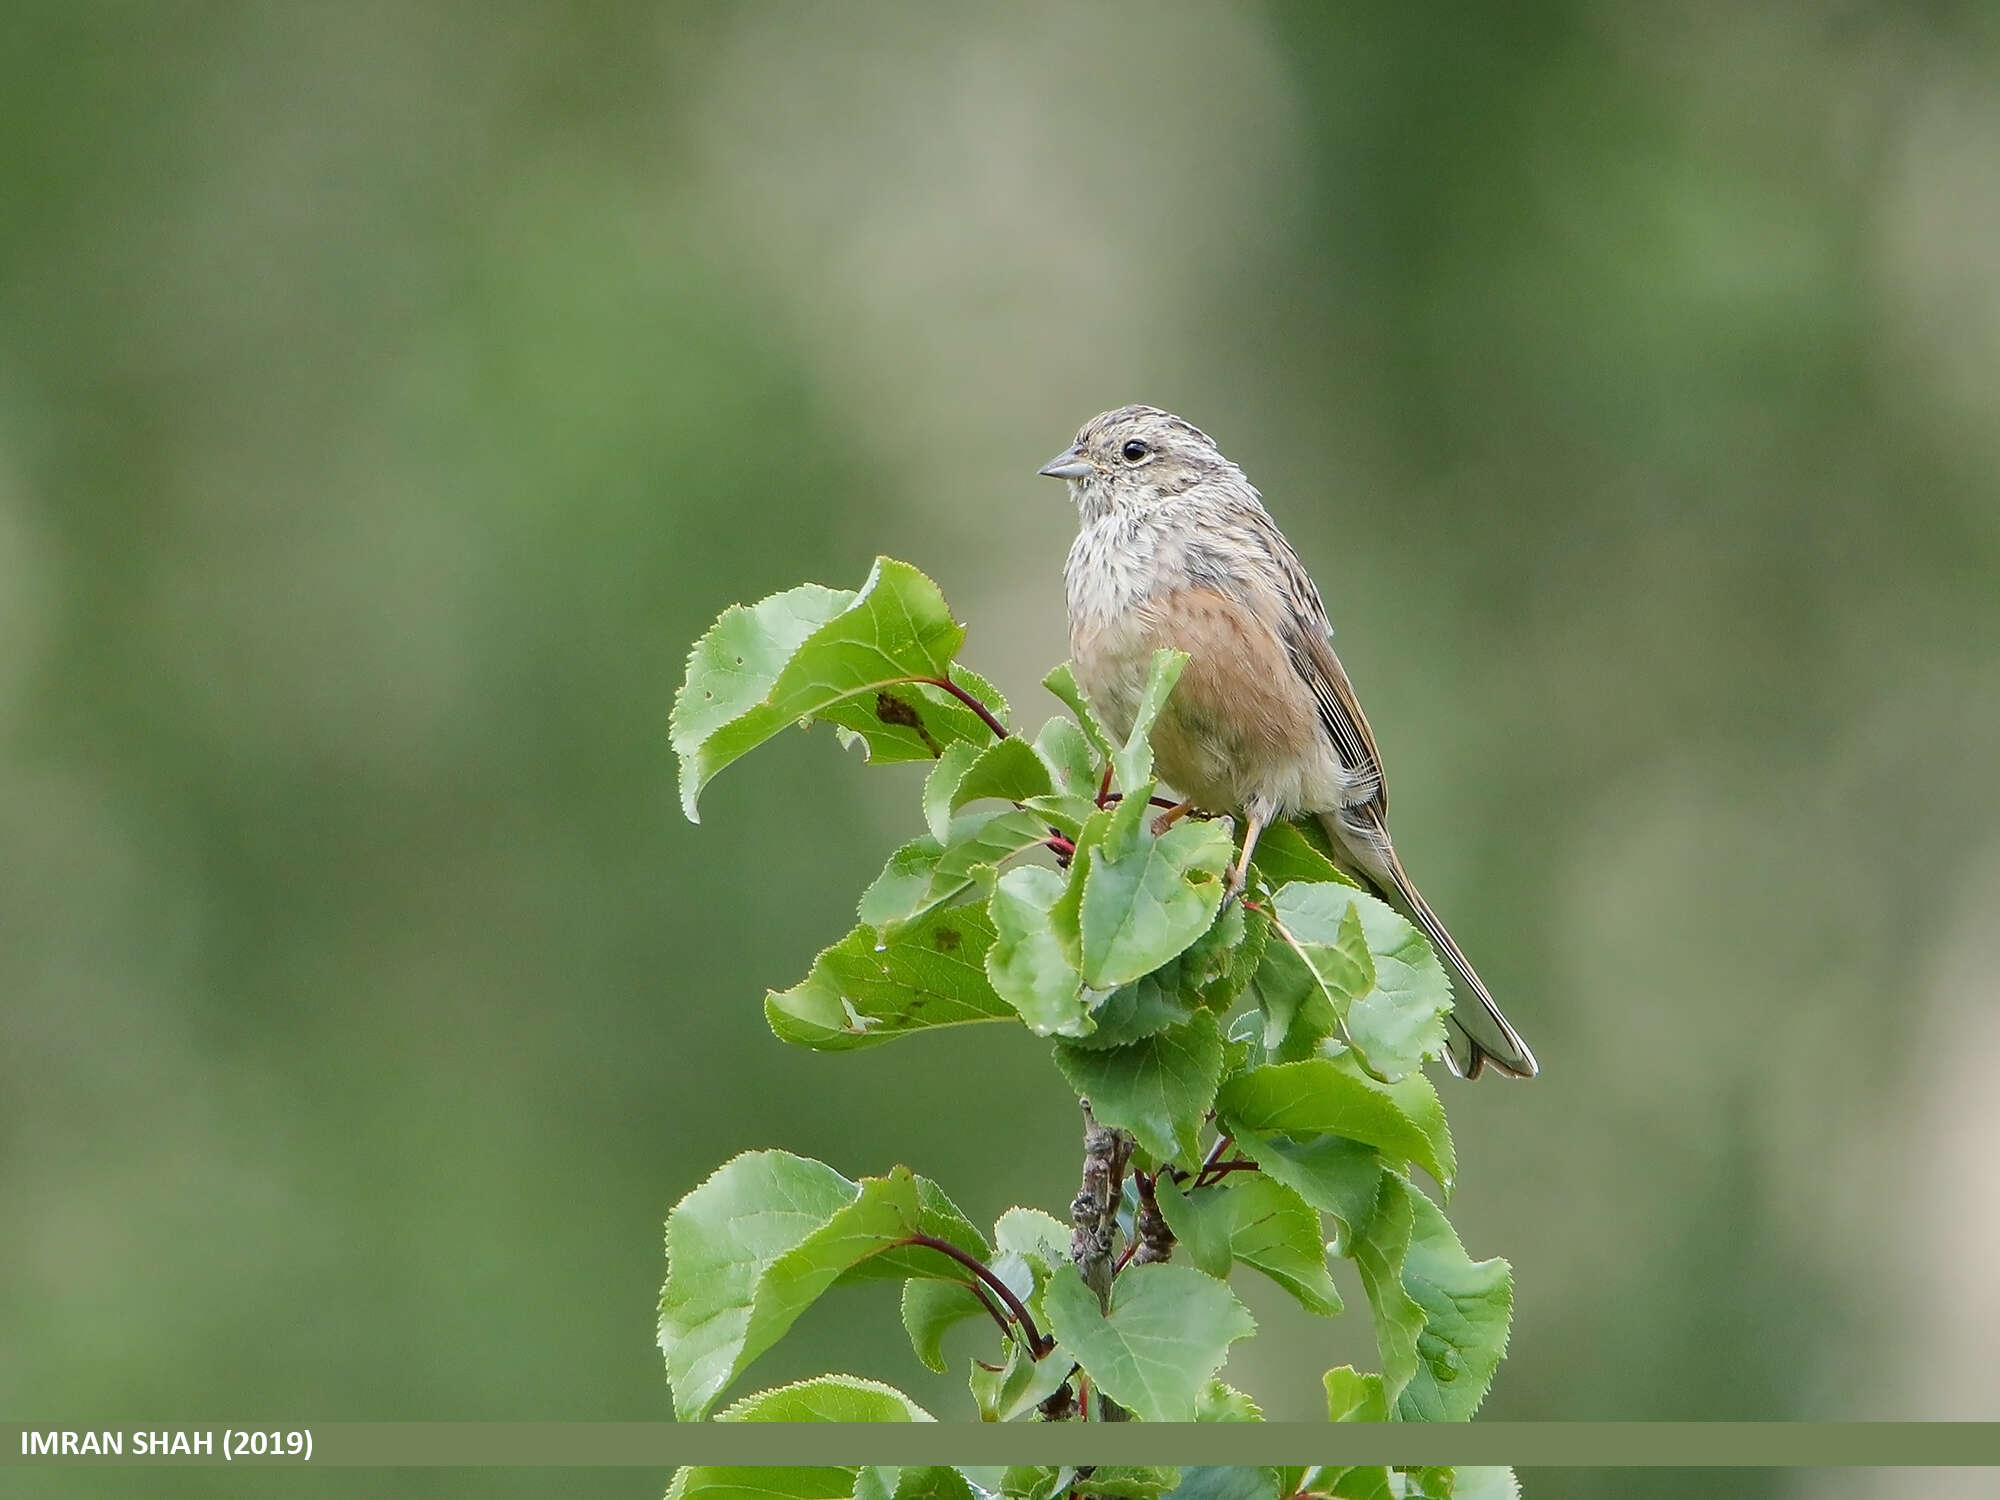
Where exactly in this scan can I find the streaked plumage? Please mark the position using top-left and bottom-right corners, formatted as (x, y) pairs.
(1042, 404), (1537, 1080)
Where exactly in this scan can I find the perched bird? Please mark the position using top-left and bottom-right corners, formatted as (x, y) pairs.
(1040, 405), (1537, 1079)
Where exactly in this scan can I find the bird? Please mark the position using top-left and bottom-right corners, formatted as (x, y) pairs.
(1039, 404), (1537, 1079)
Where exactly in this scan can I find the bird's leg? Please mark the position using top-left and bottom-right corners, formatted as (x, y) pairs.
(1149, 799), (1194, 837)
(1224, 809), (1268, 905)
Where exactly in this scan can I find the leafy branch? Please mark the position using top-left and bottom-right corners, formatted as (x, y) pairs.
(661, 557), (1517, 1434)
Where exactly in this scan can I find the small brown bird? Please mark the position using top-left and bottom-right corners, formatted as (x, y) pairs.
(1041, 404), (1537, 1079)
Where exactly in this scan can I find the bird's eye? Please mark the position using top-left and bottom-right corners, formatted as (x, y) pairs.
(1121, 439), (1149, 463)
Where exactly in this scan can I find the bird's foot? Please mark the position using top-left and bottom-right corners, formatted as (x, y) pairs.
(1150, 799), (1194, 838)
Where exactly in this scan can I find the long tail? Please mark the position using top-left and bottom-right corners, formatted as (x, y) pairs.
(1318, 812), (1538, 1079)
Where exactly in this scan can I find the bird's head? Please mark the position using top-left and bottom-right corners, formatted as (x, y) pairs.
(1038, 405), (1235, 520)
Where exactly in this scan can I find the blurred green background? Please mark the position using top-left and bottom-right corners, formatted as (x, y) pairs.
(5, 3), (2000, 1497)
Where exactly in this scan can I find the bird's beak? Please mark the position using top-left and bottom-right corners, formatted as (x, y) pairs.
(1038, 446), (1094, 481)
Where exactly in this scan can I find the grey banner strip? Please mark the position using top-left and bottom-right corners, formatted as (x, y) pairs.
(5, 1424), (1998, 1467)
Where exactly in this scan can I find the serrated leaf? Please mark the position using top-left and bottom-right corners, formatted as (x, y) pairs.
(1054, 1009), (1225, 1162)
(673, 582), (856, 819)
(1110, 649), (1188, 791)
(1033, 716), (1100, 798)
(716, 1374), (936, 1422)
(902, 1280), (987, 1374)
(1215, 1055), (1455, 1194)
(1229, 1130), (1385, 1250)
(1156, 1174), (1340, 1315)
(1042, 662), (1112, 762)
(1078, 790), (1232, 988)
(968, 1335), (1075, 1422)
(660, 1154), (982, 1418)
(1272, 882), (1452, 1080)
(1351, 1173), (1512, 1422)
(951, 737), (1055, 811)
(858, 811), (1054, 934)
(1043, 1262), (1255, 1422)
(676, 559), (993, 820)
(1190, 1383), (1264, 1424)
(1397, 1469), (1454, 1500)
(924, 742), (982, 843)
(982, 864), (1090, 1037)
(766, 905), (1011, 1051)
(1324, 1365), (1389, 1421)
(1219, 1174), (1342, 1315)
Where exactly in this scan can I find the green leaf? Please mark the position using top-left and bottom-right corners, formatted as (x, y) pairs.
(716, 1374), (936, 1422)
(1396, 1469), (1454, 1500)
(924, 742), (982, 843)
(1070, 902), (1250, 1053)
(1350, 1173), (1512, 1422)
(676, 559), (993, 820)
(1078, 788), (1232, 988)
(901, 1279), (986, 1374)
(1320, 1470), (1394, 1500)
(1110, 648), (1188, 791)
(1215, 1055), (1455, 1194)
(993, 1207), (1071, 1275)
(1323, 1365), (1389, 1422)
(1229, 1130), (1385, 1250)
(766, 905), (1011, 1052)
(1042, 662), (1112, 762)
(1169, 1469), (1276, 1500)
(1219, 1174), (1342, 1315)
(968, 1335), (1075, 1422)
(1054, 1009), (1225, 1162)
(951, 737), (1055, 810)
(1071, 1471), (1182, 1500)
(1001, 1469), (1074, 1500)
(660, 1153), (978, 1418)
(1155, 1174), (1340, 1315)
(1151, 1175), (1235, 1279)
(982, 864), (1091, 1037)
(1191, 1382), (1265, 1424)
(1033, 715), (1101, 798)
(1245, 818), (1361, 891)
(673, 582), (857, 820)
(1272, 882), (1452, 1080)
(1044, 1261), (1256, 1422)
(1269, 885), (1374, 1021)
(891, 1470), (982, 1500)
(1021, 792), (1100, 840)
(857, 811), (1054, 934)
(669, 1467), (863, 1500)
(1451, 1471), (1520, 1500)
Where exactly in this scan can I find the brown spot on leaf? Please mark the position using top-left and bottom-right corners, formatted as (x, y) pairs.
(875, 691), (942, 755)
(932, 926), (962, 953)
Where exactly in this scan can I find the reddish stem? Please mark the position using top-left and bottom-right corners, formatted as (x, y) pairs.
(895, 1234), (1052, 1357)
(914, 677), (1009, 741)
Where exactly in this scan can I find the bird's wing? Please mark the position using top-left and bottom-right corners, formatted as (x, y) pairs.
(1238, 508), (1388, 816)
